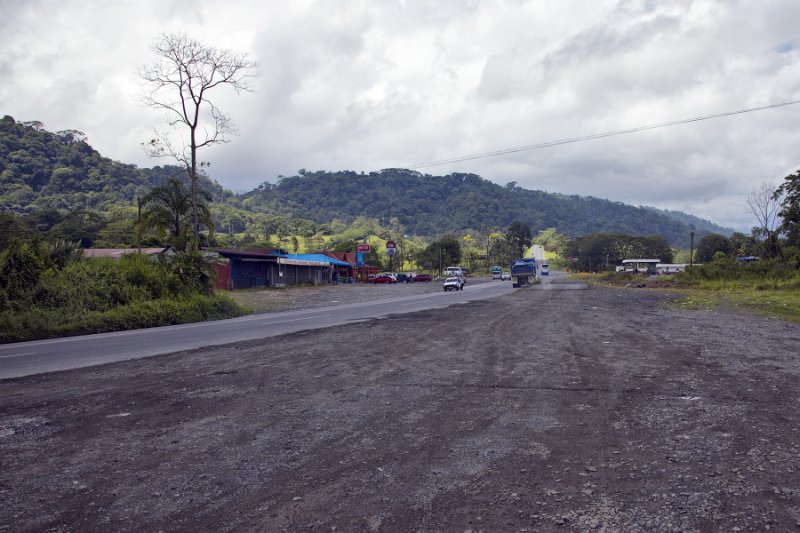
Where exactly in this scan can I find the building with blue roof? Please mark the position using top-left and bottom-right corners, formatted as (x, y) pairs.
(213, 248), (356, 289)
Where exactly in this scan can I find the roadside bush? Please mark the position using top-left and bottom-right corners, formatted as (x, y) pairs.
(677, 258), (800, 288)
(0, 238), (50, 309)
(168, 251), (216, 296)
(0, 239), (246, 343)
(0, 294), (247, 343)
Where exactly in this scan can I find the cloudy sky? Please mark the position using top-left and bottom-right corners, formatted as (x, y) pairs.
(3, 0), (800, 231)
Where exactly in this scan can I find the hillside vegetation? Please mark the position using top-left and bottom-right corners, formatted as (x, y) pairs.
(241, 169), (728, 247)
(0, 116), (230, 213)
(0, 116), (732, 249)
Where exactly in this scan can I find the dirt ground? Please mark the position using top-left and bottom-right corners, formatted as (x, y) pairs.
(2, 281), (800, 532)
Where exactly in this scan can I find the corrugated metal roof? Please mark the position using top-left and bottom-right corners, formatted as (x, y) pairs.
(82, 248), (171, 258)
(284, 253), (352, 267)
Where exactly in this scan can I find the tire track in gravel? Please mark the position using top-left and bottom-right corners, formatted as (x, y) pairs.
(4, 282), (800, 531)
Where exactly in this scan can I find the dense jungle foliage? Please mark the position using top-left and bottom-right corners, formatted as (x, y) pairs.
(0, 116), (230, 212)
(0, 239), (246, 342)
(1, 116), (732, 250)
(241, 169), (731, 247)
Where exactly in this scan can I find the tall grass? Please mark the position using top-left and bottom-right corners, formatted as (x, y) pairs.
(0, 294), (246, 343)
(673, 258), (800, 322)
(0, 248), (248, 343)
(677, 258), (800, 290)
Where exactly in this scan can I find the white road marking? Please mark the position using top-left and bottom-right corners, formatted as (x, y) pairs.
(0, 352), (37, 359)
(271, 315), (327, 323)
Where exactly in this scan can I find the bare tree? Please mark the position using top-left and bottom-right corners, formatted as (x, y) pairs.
(139, 33), (257, 249)
(747, 182), (781, 258)
(747, 182), (781, 234)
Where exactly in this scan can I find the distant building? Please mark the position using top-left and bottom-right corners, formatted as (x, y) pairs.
(620, 259), (660, 274)
(656, 263), (687, 274)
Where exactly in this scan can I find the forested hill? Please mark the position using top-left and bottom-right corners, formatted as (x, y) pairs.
(241, 169), (729, 247)
(1, 116), (732, 247)
(0, 115), (231, 212)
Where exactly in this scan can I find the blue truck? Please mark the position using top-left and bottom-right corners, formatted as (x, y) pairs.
(510, 258), (536, 288)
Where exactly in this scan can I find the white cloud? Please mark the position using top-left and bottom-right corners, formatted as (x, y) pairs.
(2, 0), (800, 231)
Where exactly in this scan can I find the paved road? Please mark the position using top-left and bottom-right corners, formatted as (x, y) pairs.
(0, 277), (526, 380)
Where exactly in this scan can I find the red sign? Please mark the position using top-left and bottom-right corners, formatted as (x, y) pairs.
(357, 243), (371, 252)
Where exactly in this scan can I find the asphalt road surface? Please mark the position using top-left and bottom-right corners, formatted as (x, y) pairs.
(0, 277), (522, 380)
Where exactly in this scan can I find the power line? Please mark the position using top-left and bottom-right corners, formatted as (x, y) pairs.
(407, 99), (800, 169)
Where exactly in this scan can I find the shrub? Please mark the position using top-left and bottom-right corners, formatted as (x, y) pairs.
(0, 294), (247, 342)
(0, 240), (243, 342)
(677, 258), (800, 287)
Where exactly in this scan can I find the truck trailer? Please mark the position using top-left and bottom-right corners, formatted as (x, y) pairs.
(510, 258), (536, 287)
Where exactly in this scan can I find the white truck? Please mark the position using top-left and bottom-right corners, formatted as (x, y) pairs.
(444, 266), (467, 285)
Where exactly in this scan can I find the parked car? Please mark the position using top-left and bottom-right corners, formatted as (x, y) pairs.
(443, 276), (464, 291)
(501, 271), (511, 281)
(395, 273), (414, 283)
(413, 273), (433, 282)
(369, 274), (396, 284)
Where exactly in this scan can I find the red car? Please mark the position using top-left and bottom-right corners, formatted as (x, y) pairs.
(369, 274), (396, 284)
(413, 273), (433, 282)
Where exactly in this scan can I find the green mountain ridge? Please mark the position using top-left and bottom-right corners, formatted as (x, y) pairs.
(241, 169), (732, 247)
(1, 115), (732, 247)
(0, 115), (231, 213)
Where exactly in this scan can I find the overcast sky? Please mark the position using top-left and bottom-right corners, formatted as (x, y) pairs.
(3, 0), (800, 231)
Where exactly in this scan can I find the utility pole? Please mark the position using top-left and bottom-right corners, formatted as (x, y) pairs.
(689, 231), (695, 268)
(136, 195), (142, 254)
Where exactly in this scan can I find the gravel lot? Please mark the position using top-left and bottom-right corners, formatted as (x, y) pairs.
(227, 277), (482, 313)
(2, 279), (800, 531)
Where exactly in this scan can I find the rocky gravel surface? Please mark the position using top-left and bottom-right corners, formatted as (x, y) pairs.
(2, 280), (800, 531)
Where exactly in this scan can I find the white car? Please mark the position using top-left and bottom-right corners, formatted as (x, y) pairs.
(501, 271), (511, 281)
(443, 276), (464, 291)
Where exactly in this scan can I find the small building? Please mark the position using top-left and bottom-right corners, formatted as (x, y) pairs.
(620, 259), (660, 275)
(214, 248), (353, 289)
(656, 263), (688, 274)
(319, 251), (379, 282)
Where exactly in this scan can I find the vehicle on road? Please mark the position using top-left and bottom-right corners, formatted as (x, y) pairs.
(491, 266), (502, 280)
(540, 264), (549, 275)
(444, 266), (467, 278)
(413, 273), (433, 282)
(511, 258), (536, 287)
(444, 266), (467, 286)
(502, 271), (511, 281)
(369, 274), (396, 284)
(443, 276), (464, 291)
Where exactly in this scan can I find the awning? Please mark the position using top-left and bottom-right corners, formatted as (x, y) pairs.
(278, 254), (353, 267)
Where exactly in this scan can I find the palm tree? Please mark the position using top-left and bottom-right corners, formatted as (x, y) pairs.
(140, 178), (213, 247)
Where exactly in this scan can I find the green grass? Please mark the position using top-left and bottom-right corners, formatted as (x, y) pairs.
(579, 267), (800, 323)
(667, 287), (799, 322)
(0, 293), (249, 343)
